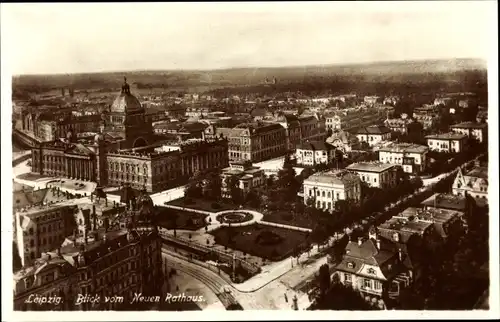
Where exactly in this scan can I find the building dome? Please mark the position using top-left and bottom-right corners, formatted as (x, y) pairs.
(110, 77), (143, 114)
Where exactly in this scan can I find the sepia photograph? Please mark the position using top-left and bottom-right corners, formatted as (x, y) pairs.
(1, 1), (498, 320)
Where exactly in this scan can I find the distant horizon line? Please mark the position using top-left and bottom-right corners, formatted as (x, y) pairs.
(12, 57), (487, 78)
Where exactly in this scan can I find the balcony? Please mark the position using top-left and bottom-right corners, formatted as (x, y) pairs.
(359, 286), (383, 296)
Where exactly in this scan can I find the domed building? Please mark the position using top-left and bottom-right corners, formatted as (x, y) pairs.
(103, 77), (154, 149)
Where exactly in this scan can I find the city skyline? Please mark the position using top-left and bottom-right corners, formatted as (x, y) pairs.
(2, 1), (494, 75)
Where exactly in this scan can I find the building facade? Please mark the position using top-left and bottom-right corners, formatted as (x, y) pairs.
(295, 141), (336, 166)
(345, 162), (400, 189)
(15, 204), (77, 267)
(450, 122), (487, 143)
(220, 161), (266, 198)
(302, 170), (361, 212)
(425, 133), (467, 153)
(356, 125), (392, 147)
(208, 122), (287, 163)
(452, 165), (488, 203)
(378, 143), (428, 174)
(13, 192), (164, 311)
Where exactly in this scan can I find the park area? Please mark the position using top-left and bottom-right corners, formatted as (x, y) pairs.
(156, 206), (208, 231)
(166, 197), (235, 212)
(210, 224), (310, 261)
(262, 210), (319, 230)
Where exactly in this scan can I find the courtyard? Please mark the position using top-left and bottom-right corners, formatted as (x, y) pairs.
(210, 224), (310, 261)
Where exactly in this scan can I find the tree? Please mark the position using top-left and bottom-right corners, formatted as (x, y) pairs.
(226, 176), (243, 205)
(185, 171), (204, 199)
(245, 189), (262, 208)
(310, 275), (373, 310)
(204, 170), (222, 200)
(318, 264), (331, 298)
(276, 154), (299, 201)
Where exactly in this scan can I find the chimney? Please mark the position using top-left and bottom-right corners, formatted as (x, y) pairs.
(398, 248), (403, 261)
(376, 239), (381, 250)
(57, 247), (62, 256)
(357, 237), (363, 246)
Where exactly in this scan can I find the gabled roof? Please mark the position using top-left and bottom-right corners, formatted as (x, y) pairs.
(356, 125), (390, 135)
(296, 141), (332, 151)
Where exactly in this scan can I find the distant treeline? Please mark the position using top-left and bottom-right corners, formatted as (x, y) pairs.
(12, 59), (487, 99)
(206, 70), (488, 101)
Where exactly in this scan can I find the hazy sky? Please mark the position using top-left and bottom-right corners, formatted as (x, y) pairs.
(1, 1), (495, 75)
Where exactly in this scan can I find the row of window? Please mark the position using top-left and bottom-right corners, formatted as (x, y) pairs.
(308, 189), (341, 199)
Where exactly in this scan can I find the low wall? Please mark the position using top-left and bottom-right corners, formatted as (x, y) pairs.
(161, 233), (262, 277)
(259, 220), (312, 233)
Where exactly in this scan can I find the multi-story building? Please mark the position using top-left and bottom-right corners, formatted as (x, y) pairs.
(325, 130), (361, 153)
(378, 143), (428, 174)
(220, 161), (265, 198)
(364, 96), (382, 105)
(302, 170), (361, 212)
(384, 114), (423, 135)
(345, 162), (400, 189)
(106, 138), (228, 192)
(333, 235), (414, 309)
(15, 204), (78, 267)
(13, 191), (164, 311)
(425, 132), (467, 153)
(324, 107), (387, 132)
(295, 141), (336, 166)
(356, 125), (391, 147)
(452, 164), (488, 204)
(32, 134), (228, 193)
(207, 122), (287, 163)
(450, 122), (487, 143)
(395, 207), (464, 242)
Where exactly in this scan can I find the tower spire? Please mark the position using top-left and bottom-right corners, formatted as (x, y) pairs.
(122, 76), (130, 94)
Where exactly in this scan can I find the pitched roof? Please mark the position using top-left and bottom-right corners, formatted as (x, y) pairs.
(356, 125), (390, 135)
(346, 162), (397, 173)
(296, 141), (332, 151)
(425, 132), (467, 140)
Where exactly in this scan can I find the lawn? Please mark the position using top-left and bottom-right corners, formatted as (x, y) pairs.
(262, 210), (319, 229)
(156, 206), (208, 231)
(210, 224), (310, 261)
(166, 197), (235, 213)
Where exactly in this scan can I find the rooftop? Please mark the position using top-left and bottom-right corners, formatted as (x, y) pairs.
(399, 207), (460, 224)
(421, 193), (467, 211)
(425, 132), (467, 140)
(356, 125), (391, 135)
(450, 122), (487, 129)
(346, 162), (397, 173)
(378, 142), (428, 154)
(296, 141), (332, 151)
(379, 215), (433, 236)
(304, 170), (360, 186)
(465, 166), (488, 179)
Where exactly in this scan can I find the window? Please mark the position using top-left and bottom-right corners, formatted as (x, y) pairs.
(363, 278), (372, 289)
(336, 193), (340, 199)
(344, 273), (352, 282)
(322, 191), (325, 197)
(374, 280), (382, 290)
